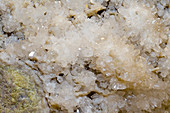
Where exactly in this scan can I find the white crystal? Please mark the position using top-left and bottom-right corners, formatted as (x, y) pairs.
(29, 51), (35, 57)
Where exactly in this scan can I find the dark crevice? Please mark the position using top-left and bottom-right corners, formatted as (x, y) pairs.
(74, 106), (82, 113)
(102, 0), (118, 14)
(45, 49), (48, 52)
(95, 80), (101, 89)
(84, 61), (102, 75)
(164, 5), (169, 10)
(33, 64), (44, 76)
(33, 4), (36, 8)
(87, 0), (111, 19)
(59, 73), (64, 76)
(50, 77), (57, 82)
(84, 60), (102, 75)
(155, 12), (162, 19)
(45, 97), (54, 112)
(102, 0), (110, 9)
(84, 62), (90, 70)
(44, 12), (47, 15)
(50, 74), (64, 84)
(68, 15), (75, 22)
(97, 9), (106, 17)
(2, 30), (15, 37)
(1, 24), (25, 41)
(29, 58), (38, 63)
(87, 15), (93, 19)
(87, 91), (97, 100)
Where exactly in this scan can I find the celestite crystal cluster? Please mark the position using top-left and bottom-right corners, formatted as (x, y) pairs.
(0, 0), (169, 112)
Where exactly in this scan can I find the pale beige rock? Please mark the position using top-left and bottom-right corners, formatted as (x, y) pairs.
(0, 0), (169, 113)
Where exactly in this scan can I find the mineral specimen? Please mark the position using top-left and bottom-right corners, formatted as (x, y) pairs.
(0, 0), (169, 113)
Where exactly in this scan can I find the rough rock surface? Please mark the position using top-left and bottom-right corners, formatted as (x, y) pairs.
(0, 66), (41, 112)
(0, 0), (170, 113)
